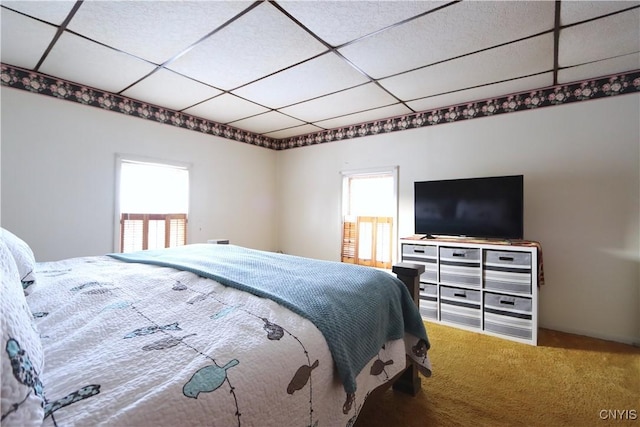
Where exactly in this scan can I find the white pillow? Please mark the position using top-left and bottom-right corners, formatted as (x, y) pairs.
(0, 239), (45, 426)
(0, 228), (37, 292)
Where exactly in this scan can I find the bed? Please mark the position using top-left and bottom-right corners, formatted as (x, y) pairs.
(1, 228), (431, 427)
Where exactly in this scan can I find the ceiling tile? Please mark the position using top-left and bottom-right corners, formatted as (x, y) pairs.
(279, 83), (400, 123)
(406, 73), (554, 112)
(232, 52), (369, 108)
(380, 34), (554, 101)
(0, 8), (57, 69)
(277, 0), (448, 47)
(122, 69), (222, 111)
(561, 1), (640, 26)
(168, 2), (328, 90)
(558, 53), (640, 84)
(183, 94), (269, 124)
(338, 1), (555, 79)
(230, 111), (306, 134)
(67, 1), (252, 64)
(39, 32), (157, 93)
(265, 124), (324, 139)
(1, 0), (636, 143)
(314, 104), (413, 130)
(559, 9), (640, 67)
(1, 0), (76, 25)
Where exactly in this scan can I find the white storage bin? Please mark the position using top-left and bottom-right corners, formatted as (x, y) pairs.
(484, 292), (533, 339)
(419, 284), (438, 320)
(439, 247), (481, 288)
(439, 285), (481, 328)
(484, 250), (532, 294)
(402, 244), (438, 282)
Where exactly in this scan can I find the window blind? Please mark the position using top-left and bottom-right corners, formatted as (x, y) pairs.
(120, 213), (187, 253)
(341, 216), (393, 269)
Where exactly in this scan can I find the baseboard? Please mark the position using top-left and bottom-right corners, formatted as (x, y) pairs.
(540, 324), (639, 347)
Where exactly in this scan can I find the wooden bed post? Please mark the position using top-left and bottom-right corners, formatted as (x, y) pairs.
(391, 262), (425, 396)
(392, 262), (423, 304)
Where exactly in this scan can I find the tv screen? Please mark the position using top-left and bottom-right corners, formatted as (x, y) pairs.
(414, 175), (523, 239)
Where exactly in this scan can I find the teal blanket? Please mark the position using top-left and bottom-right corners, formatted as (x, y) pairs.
(109, 244), (429, 393)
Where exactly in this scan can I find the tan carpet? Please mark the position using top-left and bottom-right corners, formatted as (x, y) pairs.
(355, 322), (640, 427)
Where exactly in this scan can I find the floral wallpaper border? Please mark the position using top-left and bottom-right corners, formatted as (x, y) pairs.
(2, 63), (639, 151)
(281, 71), (640, 149)
(1, 64), (279, 150)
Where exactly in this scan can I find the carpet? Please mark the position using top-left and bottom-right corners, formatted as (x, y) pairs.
(355, 322), (640, 427)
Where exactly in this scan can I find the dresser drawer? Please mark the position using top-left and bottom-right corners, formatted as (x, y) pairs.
(484, 292), (533, 340)
(439, 247), (481, 288)
(403, 244), (437, 258)
(485, 250), (531, 266)
(419, 284), (438, 319)
(402, 244), (438, 282)
(439, 247), (481, 262)
(439, 286), (481, 328)
(484, 250), (532, 294)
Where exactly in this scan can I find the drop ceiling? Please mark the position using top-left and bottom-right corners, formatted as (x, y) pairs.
(1, 0), (639, 146)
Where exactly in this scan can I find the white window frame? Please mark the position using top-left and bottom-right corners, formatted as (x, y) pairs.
(113, 154), (191, 252)
(340, 166), (399, 266)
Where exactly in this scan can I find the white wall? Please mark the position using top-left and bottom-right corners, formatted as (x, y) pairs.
(1, 87), (278, 260)
(2, 86), (638, 345)
(277, 94), (640, 345)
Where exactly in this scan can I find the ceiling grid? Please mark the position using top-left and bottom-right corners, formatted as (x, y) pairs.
(1, 0), (638, 149)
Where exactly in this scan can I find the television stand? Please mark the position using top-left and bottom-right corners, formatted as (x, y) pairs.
(400, 236), (543, 345)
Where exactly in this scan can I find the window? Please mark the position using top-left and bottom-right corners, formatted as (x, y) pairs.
(341, 168), (397, 269)
(116, 157), (189, 252)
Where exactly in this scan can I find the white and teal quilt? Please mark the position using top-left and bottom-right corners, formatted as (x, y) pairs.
(21, 246), (431, 427)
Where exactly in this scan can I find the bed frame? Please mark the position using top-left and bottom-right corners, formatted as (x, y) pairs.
(389, 262), (426, 396)
(354, 261), (425, 426)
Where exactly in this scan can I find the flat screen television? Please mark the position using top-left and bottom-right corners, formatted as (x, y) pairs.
(414, 175), (524, 240)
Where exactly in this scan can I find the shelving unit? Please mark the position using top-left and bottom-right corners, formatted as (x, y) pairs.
(400, 236), (541, 345)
